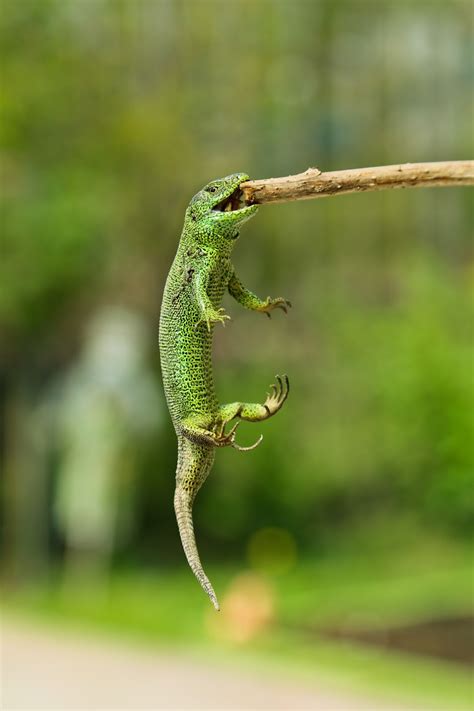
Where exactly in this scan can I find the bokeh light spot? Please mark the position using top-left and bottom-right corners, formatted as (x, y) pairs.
(206, 571), (275, 644)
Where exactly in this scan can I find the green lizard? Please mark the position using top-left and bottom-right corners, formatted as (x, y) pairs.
(159, 173), (290, 610)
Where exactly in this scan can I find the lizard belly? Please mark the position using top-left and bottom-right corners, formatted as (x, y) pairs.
(159, 299), (217, 427)
(159, 251), (230, 428)
(161, 331), (216, 424)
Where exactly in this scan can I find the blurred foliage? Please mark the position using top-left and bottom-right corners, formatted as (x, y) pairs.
(0, 0), (473, 583)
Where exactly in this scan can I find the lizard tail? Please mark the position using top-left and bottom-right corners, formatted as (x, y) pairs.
(174, 439), (220, 610)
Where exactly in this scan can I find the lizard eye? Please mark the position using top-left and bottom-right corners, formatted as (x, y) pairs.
(205, 185), (218, 193)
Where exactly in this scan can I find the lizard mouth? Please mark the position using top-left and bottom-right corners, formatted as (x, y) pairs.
(212, 188), (245, 213)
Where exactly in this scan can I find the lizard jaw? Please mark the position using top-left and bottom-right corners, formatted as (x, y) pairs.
(211, 187), (258, 225)
(210, 203), (258, 231)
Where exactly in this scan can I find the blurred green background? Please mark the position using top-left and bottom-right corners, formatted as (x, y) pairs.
(1, 0), (473, 708)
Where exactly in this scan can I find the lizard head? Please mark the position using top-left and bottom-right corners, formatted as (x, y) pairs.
(185, 173), (258, 240)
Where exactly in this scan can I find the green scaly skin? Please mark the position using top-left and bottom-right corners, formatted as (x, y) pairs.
(159, 173), (290, 609)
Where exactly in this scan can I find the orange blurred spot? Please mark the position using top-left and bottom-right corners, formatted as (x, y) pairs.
(206, 572), (275, 643)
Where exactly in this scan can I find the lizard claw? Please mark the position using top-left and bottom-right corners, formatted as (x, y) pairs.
(195, 308), (231, 331)
(212, 420), (240, 446)
(263, 374), (290, 416)
(231, 433), (263, 452)
(212, 420), (263, 452)
(260, 297), (292, 317)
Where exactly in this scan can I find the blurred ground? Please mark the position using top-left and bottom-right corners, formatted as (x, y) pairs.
(2, 538), (472, 710)
(2, 620), (412, 711)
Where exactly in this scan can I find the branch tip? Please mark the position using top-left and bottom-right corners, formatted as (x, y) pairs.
(240, 160), (474, 206)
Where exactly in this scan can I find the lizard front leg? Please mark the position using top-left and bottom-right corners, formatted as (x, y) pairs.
(228, 270), (291, 317)
(193, 261), (230, 331)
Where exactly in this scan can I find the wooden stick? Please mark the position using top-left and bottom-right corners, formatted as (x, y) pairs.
(239, 161), (474, 206)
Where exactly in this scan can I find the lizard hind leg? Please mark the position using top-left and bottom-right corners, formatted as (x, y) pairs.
(218, 374), (290, 425)
(213, 411), (263, 452)
(216, 375), (289, 450)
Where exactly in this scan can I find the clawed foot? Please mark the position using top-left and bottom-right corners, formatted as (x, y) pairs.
(263, 374), (290, 416)
(212, 420), (263, 452)
(259, 296), (292, 318)
(195, 308), (231, 331)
